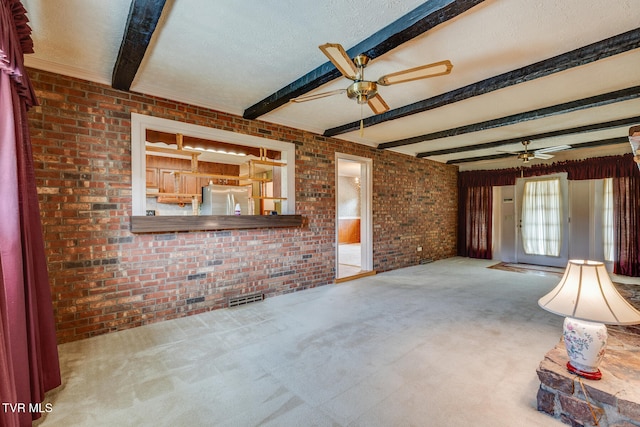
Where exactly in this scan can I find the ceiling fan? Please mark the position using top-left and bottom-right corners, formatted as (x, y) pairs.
(503, 140), (572, 163)
(291, 43), (453, 115)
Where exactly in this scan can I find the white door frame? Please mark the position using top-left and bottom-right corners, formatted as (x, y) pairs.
(336, 153), (373, 274)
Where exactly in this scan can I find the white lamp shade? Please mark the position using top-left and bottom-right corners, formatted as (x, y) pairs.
(630, 130), (640, 171)
(538, 260), (640, 325)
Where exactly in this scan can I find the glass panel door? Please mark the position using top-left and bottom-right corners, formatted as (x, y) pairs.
(516, 174), (569, 267)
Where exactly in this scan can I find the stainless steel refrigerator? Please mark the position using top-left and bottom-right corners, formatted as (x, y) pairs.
(201, 184), (251, 215)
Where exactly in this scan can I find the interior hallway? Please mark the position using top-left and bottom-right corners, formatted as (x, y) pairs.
(35, 257), (590, 426)
(337, 243), (362, 279)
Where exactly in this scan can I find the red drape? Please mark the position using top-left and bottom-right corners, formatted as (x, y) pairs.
(458, 153), (639, 188)
(1, 1), (61, 425)
(458, 185), (493, 259)
(458, 154), (640, 266)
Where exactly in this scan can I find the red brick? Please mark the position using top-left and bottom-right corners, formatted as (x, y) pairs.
(28, 68), (458, 343)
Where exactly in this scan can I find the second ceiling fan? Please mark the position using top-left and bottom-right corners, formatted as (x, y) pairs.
(291, 43), (453, 115)
(503, 140), (572, 163)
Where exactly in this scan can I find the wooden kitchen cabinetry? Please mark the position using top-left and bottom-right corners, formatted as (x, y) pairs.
(145, 138), (286, 214)
(146, 152), (240, 205)
(244, 156), (287, 215)
(146, 167), (159, 189)
(338, 218), (361, 244)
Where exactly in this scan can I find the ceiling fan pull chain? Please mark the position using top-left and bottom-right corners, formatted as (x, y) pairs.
(360, 104), (364, 137)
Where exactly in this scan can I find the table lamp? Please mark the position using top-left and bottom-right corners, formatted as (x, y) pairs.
(538, 259), (640, 380)
(630, 125), (639, 171)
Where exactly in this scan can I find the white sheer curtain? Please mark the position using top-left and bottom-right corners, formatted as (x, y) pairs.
(603, 178), (614, 262)
(521, 178), (561, 256)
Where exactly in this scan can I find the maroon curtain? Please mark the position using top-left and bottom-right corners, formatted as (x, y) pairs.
(613, 175), (640, 276)
(458, 154), (640, 265)
(458, 153), (638, 187)
(1, 1), (61, 425)
(458, 185), (493, 259)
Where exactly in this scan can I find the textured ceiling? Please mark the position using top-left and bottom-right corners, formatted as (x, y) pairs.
(22, 0), (640, 171)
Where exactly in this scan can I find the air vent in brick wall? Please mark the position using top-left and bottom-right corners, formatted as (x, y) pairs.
(228, 293), (264, 308)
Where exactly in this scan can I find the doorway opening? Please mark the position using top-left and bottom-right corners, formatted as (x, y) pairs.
(336, 154), (373, 281)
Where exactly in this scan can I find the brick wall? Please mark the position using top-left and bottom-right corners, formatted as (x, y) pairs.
(27, 68), (458, 343)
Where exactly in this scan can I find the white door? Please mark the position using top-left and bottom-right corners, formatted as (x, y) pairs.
(515, 173), (569, 267)
(336, 154), (373, 279)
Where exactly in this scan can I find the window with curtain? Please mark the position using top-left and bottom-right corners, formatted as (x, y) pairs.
(603, 178), (614, 262)
(521, 178), (562, 256)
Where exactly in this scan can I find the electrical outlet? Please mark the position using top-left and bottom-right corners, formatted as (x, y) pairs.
(417, 246), (423, 252)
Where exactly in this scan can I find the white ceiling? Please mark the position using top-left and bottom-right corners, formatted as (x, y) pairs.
(22, 0), (640, 171)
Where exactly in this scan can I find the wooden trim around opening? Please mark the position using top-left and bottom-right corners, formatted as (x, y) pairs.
(130, 215), (303, 233)
(336, 270), (377, 283)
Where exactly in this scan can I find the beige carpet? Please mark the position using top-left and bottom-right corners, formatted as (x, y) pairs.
(35, 257), (576, 426)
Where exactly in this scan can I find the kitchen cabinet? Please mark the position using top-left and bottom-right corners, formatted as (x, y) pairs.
(145, 138), (287, 215)
(338, 218), (361, 244)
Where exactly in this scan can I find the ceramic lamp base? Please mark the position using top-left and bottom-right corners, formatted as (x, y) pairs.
(563, 317), (608, 380)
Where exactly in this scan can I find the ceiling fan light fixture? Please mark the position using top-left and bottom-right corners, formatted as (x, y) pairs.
(353, 54), (370, 68)
(347, 81), (378, 104)
(518, 153), (530, 162)
(308, 42), (452, 116)
(505, 140), (570, 164)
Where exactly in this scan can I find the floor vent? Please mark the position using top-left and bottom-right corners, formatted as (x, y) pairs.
(228, 293), (264, 308)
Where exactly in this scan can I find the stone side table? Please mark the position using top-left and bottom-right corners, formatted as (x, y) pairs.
(536, 332), (640, 427)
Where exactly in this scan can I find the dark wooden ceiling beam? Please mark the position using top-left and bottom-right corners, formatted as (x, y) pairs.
(112, 0), (168, 91)
(242, 0), (485, 120)
(447, 137), (629, 164)
(447, 153), (514, 164)
(416, 116), (640, 158)
(325, 28), (640, 137)
(377, 85), (640, 150)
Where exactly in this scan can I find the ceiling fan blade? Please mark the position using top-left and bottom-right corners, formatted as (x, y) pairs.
(368, 93), (390, 115)
(533, 152), (554, 160)
(290, 89), (346, 103)
(319, 43), (358, 80)
(377, 60), (453, 86)
(535, 144), (572, 154)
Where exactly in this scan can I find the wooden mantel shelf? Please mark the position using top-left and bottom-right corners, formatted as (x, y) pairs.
(130, 214), (303, 233)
